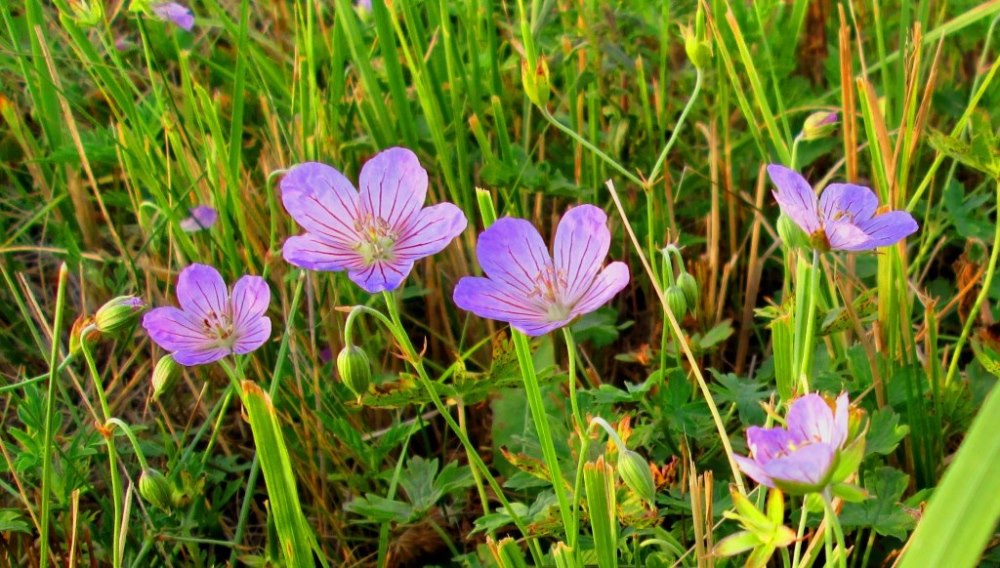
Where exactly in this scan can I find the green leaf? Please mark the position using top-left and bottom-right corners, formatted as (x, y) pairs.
(864, 408), (910, 457)
(0, 510), (30, 534)
(709, 371), (768, 424)
(839, 467), (915, 540)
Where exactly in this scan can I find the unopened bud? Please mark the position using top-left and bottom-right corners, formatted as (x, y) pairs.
(617, 449), (657, 505)
(152, 355), (181, 399)
(665, 286), (688, 319)
(337, 345), (372, 399)
(777, 214), (810, 249)
(677, 272), (699, 311)
(139, 468), (173, 511)
(94, 295), (144, 333)
(67, 0), (104, 27)
(680, 24), (713, 69)
(801, 111), (839, 141)
(522, 57), (551, 108)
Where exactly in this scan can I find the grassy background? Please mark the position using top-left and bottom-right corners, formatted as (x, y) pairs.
(2, 0), (1000, 565)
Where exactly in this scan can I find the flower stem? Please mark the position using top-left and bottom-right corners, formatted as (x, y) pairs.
(797, 249), (822, 393)
(561, 327), (585, 434)
(380, 292), (544, 564)
(648, 67), (704, 186)
(40, 264), (68, 568)
(822, 493), (848, 568)
(792, 497), (808, 568)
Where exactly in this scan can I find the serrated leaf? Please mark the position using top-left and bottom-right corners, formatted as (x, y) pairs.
(709, 371), (768, 424)
(864, 408), (910, 457)
(839, 466), (915, 539)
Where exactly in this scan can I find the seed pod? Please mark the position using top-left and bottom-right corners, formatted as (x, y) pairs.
(152, 355), (181, 399)
(677, 272), (699, 311)
(617, 449), (657, 505)
(665, 286), (688, 319)
(337, 345), (372, 399)
(94, 295), (145, 334)
(138, 468), (173, 511)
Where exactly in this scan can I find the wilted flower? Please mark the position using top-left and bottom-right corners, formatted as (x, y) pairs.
(180, 205), (218, 232)
(768, 165), (918, 252)
(142, 264), (271, 365)
(453, 205), (629, 336)
(733, 393), (863, 494)
(281, 147), (467, 293)
(152, 1), (194, 31)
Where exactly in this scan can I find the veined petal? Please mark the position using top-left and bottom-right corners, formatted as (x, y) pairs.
(180, 205), (218, 232)
(347, 259), (414, 293)
(819, 183), (879, 224)
(393, 202), (467, 262)
(283, 234), (367, 272)
(553, 204), (612, 303)
(142, 307), (214, 353)
(173, 346), (230, 366)
(176, 264), (229, 320)
(762, 443), (836, 488)
(787, 394), (837, 445)
(733, 454), (775, 488)
(233, 316), (271, 355)
(358, 147), (428, 230)
(453, 276), (552, 329)
(767, 165), (820, 234)
(824, 220), (872, 251)
(570, 262), (629, 317)
(281, 162), (361, 247)
(745, 426), (797, 464)
(833, 392), (849, 448)
(152, 2), (194, 31)
(476, 218), (552, 296)
(855, 211), (918, 249)
(511, 317), (576, 337)
(230, 275), (270, 329)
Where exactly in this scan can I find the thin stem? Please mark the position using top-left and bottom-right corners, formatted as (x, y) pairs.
(945, 179), (1000, 385)
(105, 418), (150, 471)
(380, 292), (544, 563)
(40, 265), (69, 568)
(561, 327), (585, 434)
(792, 499), (808, 568)
(648, 68), (704, 185)
(822, 493), (848, 568)
(798, 250), (822, 393)
(457, 401), (492, 520)
(539, 108), (644, 187)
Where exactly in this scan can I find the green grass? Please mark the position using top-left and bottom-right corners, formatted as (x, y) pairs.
(2, 0), (1000, 566)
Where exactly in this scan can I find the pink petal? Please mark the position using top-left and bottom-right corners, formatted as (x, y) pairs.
(833, 392), (849, 448)
(569, 262), (629, 317)
(819, 183), (879, 224)
(855, 211), (918, 249)
(733, 454), (775, 488)
(282, 234), (367, 272)
(347, 259), (414, 293)
(786, 394), (837, 445)
(453, 276), (551, 327)
(475, 218), (552, 297)
(281, 162), (361, 247)
(176, 264), (229, 321)
(392, 202), (467, 262)
(230, 275), (270, 329)
(767, 165), (820, 235)
(762, 443), (835, 487)
(824, 220), (872, 251)
(553, 205), (612, 304)
(173, 346), (230, 366)
(142, 306), (214, 353)
(233, 316), (271, 355)
(357, 147), (428, 230)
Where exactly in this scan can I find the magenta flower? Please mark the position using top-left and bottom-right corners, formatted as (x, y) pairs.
(453, 205), (629, 336)
(281, 147), (467, 293)
(734, 393), (855, 493)
(142, 264), (271, 365)
(180, 205), (218, 232)
(768, 165), (917, 252)
(152, 2), (194, 31)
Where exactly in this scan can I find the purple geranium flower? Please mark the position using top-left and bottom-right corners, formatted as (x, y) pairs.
(768, 165), (918, 252)
(733, 393), (850, 493)
(152, 1), (194, 31)
(453, 204), (630, 336)
(180, 205), (218, 232)
(142, 264), (271, 365)
(280, 147), (467, 293)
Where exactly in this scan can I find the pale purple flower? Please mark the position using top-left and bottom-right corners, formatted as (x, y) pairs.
(281, 147), (467, 293)
(180, 205), (218, 232)
(142, 264), (271, 365)
(152, 2), (194, 31)
(768, 165), (918, 252)
(733, 393), (849, 492)
(453, 205), (629, 336)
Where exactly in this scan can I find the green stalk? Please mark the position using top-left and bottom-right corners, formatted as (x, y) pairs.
(561, 328), (585, 434)
(39, 264), (68, 568)
(797, 250), (822, 392)
(647, 68), (704, 185)
(822, 493), (847, 568)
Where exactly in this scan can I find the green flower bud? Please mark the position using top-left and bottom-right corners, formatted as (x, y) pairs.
(665, 286), (687, 319)
(67, 0), (104, 28)
(776, 214), (811, 249)
(680, 24), (713, 69)
(676, 272), (699, 311)
(139, 468), (173, 511)
(617, 449), (656, 505)
(337, 345), (372, 399)
(94, 295), (144, 334)
(152, 355), (181, 399)
(800, 111), (839, 141)
(521, 57), (551, 108)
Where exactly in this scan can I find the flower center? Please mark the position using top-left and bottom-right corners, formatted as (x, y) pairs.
(202, 309), (235, 344)
(809, 229), (832, 252)
(530, 266), (571, 321)
(354, 215), (399, 264)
